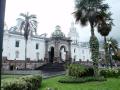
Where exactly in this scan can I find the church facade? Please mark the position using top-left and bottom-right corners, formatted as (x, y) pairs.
(2, 23), (91, 70)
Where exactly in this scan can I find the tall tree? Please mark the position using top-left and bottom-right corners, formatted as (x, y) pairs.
(97, 11), (113, 67)
(17, 12), (37, 69)
(73, 0), (109, 77)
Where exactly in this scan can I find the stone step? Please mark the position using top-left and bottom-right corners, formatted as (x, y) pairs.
(35, 62), (65, 72)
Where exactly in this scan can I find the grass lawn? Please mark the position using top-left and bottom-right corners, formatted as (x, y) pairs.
(40, 76), (120, 90)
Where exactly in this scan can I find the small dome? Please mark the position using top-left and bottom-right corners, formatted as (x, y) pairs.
(52, 25), (65, 38)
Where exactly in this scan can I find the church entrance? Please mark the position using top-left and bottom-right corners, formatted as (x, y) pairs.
(49, 47), (54, 63)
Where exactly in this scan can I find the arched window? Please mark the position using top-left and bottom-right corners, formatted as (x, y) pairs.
(36, 43), (39, 49)
(15, 40), (19, 47)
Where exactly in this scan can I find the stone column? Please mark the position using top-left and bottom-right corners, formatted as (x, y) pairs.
(66, 51), (68, 60)
(54, 39), (61, 63)
(44, 40), (49, 63)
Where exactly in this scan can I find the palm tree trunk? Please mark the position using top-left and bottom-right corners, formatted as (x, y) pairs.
(91, 26), (95, 36)
(109, 45), (113, 68)
(90, 26), (99, 77)
(104, 36), (109, 67)
(25, 40), (27, 69)
(104, 36), (107, 44)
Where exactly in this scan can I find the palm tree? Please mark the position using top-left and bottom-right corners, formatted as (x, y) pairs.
(107, 38), (118, 54)
(97, 11), (113, 67)
(106, 38), (118, 68)
(73, 0), (109, 77)
(17, 12), (37, 69)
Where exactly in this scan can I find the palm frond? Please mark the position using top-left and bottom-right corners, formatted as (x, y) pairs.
(19, 21), (25, 30)
(106, 37), (119, 54)
(74, 0), (112, 28)
(29, 15), (37, 19)
(20, 13), (27, 18)
(16, 18), (24, 21)
(16, 12), (37, 36)
(110, 38), (118, 49)
(97, 23), (111, 36)
(30, 22), (37, 31)
(74, 10), (82, 22)
(30, 19), (37, 26)
(99, 4), (109, 11)
(80, 17), (88, 26)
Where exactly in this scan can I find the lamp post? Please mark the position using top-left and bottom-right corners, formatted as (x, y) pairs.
(0, 0), (6, 86)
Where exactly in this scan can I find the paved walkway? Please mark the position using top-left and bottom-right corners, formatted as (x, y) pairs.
(41, 71), (65, 79)
(2, 70), (66, 79)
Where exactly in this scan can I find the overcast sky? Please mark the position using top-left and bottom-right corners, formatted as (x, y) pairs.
(5, 0), (120, 42)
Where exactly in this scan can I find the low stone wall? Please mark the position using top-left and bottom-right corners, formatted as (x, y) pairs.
(73, 61), (93, 66)
(2, 63), (10, 70)
(2, 60), (44, 70)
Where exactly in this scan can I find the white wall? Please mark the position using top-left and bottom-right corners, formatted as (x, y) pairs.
(27, 37), (45, 61)
(3, 32), (25, 60)
(79, 47), (91, 61)
(3, 27), (92, 62)
(71, 44), (80, 61)
(2, 31), (45, 61)
(71, 44), (91, 62)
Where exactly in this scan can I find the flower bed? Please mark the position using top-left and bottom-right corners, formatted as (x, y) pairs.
(100, 68), (120, 78)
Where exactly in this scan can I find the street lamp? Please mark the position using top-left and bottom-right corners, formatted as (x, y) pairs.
(0, 0), (6, 86)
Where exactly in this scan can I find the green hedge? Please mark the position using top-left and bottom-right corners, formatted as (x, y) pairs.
(68, 64), (94, 78)
(1, 75), (42, 90)
(1, 79), (27, 90)
(100, 68), (120, 78)
(58, 76), (106, 83)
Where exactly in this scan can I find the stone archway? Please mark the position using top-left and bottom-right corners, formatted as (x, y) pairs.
(44, 26), (72, 63)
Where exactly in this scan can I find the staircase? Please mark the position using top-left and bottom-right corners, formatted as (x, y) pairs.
(35, 62), (65, 72)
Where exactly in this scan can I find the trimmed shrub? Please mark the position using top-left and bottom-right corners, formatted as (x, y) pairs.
(2, 79), (27, 90)
(20, 75), (42, 89)
(68, 64), (94, 78)
(1, 75), (42, 90)
(100, 68), (120, 78)
(58, 76), (106, 83)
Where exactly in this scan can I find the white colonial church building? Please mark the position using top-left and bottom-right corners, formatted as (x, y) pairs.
(2, 23), (91, 69)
